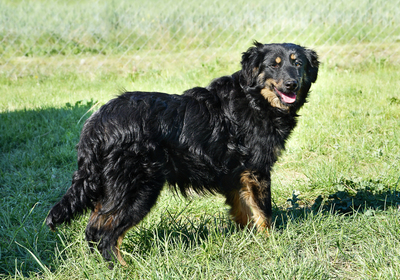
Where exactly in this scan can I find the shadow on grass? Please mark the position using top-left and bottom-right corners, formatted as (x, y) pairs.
(124, 208), (239, 257)
(0, 101), (97, 276)
(274, 178), (400, 229)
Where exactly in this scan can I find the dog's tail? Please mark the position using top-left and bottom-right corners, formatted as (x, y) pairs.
(46, 118), (103, 231)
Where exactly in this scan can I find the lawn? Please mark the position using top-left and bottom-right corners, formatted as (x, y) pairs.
(1, 54), (400, 279)
(1, 0), (400, 279)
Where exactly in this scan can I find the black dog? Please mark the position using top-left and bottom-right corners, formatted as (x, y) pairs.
(46, 42), (319, 265)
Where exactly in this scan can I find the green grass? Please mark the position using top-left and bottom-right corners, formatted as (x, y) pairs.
(1, 0), (400, 77)
(1, 0), (398, 54)
(1, 55), (400, 278)
(1, 1), (400, 276)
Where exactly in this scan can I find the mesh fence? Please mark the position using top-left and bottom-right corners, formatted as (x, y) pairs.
(1, 0), (399, 76)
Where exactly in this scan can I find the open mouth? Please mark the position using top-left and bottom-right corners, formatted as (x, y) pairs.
(274, 88), (297, 104)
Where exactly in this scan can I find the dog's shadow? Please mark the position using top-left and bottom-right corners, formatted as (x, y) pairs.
(125, 178), (400, 256)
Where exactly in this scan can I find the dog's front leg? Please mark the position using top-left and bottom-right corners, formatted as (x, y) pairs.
(239, 171), (272, 232)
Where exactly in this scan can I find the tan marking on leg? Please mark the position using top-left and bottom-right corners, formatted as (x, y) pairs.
(103, 216), (115, 229)
(88, 204), (115, 230)
(88, 203), (102, 228)
(88, 205), (129, 266)
(116, 231), (128, 266)
(227, 189), (252, 228)
(240, 171), (271, 232)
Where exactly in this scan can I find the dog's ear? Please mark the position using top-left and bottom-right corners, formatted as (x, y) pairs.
(304, 48), (320, 83)
(240, 41), (265, 89)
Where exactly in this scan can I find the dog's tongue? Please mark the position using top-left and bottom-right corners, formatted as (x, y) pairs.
(276, 89), (296, 104)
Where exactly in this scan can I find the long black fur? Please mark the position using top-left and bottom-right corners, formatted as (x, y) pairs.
(46, 42), (319, 264)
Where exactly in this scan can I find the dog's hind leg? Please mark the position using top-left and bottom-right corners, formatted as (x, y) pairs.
(46, 129), (103, 231)
(85, 176), (164, 267)
(46, 165), (101, 231)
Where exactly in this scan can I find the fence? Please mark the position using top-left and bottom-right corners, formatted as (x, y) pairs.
(1, 0), (399, 76)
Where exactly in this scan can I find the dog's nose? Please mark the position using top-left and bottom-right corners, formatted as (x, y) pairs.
(284, 80), (298, 91)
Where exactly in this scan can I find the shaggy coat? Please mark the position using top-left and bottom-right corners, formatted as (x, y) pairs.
(46, 42), (319, 265)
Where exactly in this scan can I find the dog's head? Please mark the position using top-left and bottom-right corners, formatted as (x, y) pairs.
(239, 42), (319, 111)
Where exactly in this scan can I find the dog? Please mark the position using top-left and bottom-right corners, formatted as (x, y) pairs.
(46, 42), (319, 265)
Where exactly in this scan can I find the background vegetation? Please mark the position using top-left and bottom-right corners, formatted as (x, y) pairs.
(1, 0), (400, 279)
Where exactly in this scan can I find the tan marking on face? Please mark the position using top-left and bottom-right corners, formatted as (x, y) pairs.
(290, 53), (296, 60)
(275, 57), (281, 64)
(253, 67), (259, 76)
(257, 72), (266, 85)
(260, 79), (289, 110)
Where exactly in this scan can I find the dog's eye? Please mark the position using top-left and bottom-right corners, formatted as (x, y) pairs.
(294, 61), (302, 67)
(270, 63), (280, 69)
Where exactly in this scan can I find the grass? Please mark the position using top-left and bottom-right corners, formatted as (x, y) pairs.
(1, 0), (400, 278)
(1, 0), (400, 76)
(1, 54), (400, 279)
